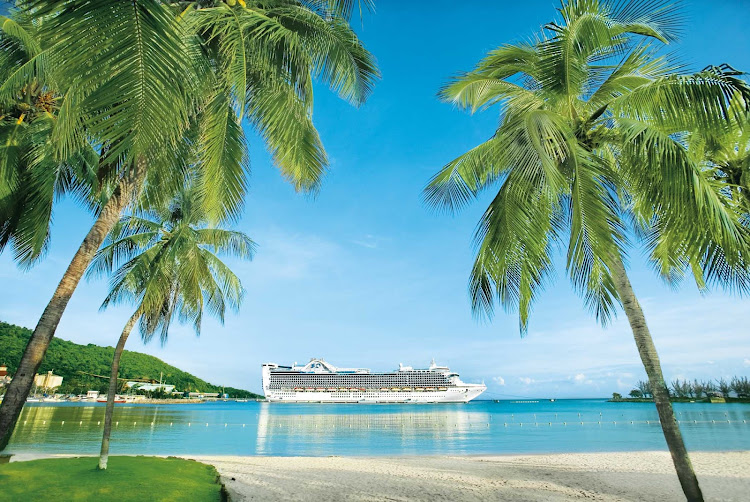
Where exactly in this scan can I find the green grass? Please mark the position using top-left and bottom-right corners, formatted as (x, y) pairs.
(0, 456), (225, 501)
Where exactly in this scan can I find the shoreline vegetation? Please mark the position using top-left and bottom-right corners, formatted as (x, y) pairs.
(608, 397), (750, 404)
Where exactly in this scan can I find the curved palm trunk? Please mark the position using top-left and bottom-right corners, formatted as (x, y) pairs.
(610, 257), (703, 502)
(99, 310), (139, 470)
(0, 159), (147, 452)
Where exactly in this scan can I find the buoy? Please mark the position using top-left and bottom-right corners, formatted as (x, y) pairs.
(133, 422), (137, 425)
(170, 422), (173, 426)
(43, 420), (46, 425)
(61, 421), (65, 425)
(151, 422), (154, 426)
(97, 421), (100, 425)
(116, 421), (119, 426)
(206, 423), (209, 427)
(79, 421), (82, 425)
(188, 422), (191, 426)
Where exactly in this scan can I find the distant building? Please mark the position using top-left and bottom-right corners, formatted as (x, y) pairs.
(125, 382), (176, 393)
(34, 371), (63, 392)
(86, 390), (99, 399)
(187, 392), (219, 399)
(0, 365), (10, 388)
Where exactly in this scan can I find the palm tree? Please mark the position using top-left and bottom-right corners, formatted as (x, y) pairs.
(0, 0), (378, 450)
(424, 1), (749, 500)
(87, 185), (254, 470)
(687, 87), (749, 209)
(0, 13), (102, 265)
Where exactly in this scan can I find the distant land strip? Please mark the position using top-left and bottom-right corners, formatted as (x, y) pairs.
(0, 321), (261, 399)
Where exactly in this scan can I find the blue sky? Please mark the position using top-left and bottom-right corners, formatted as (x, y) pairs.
(1, 0), (749, 398)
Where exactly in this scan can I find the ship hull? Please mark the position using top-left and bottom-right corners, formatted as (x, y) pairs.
(265, 385), (485, 403)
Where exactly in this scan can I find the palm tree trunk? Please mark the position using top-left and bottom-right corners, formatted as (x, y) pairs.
(610, 256), (703, 502)
(0, 158), (147, 452)
(99, 310), (139, 470)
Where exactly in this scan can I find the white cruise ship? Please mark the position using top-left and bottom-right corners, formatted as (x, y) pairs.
(261, 358), (486, 403)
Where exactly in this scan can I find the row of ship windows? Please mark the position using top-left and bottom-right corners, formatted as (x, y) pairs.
(270, 378), (450, 383)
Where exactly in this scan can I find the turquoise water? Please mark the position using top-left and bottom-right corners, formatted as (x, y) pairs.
(6, 400), (750, 456)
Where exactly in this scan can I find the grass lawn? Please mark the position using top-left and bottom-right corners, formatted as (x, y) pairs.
(0, 456), (225, 501)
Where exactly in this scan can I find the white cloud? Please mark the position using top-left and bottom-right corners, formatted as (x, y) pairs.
(493, 376), (505, 386)
(518, 377), (534, 385)
(744, 359), (750, 367)
(353, 234), (379, 249)
(573, 373), (585, 383)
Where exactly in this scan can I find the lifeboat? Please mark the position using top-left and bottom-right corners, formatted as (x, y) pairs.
(415, 387), (424, 392)
(391, 388), (401, 392)
(438, 387), (447, 391)
(327, 387), (337, 392)
(380, 387), (390, 392)
(425, 387), (435, 391)
(339, 387), (348, 392)
(315, 388), (325, 392)
(349, 387), (359, 392)
(402, 387), (412, 392)
(359, 388), (367, 392)
(305, 387), (315, 392)
(293, 387), (304, 392)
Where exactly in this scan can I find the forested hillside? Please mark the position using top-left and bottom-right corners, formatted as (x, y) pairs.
(0, 321), (259, 398)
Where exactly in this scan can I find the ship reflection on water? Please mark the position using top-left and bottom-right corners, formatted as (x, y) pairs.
(255, 404), (491, 455)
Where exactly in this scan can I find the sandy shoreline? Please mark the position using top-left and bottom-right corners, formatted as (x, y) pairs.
(195, 451), (750, 502)
(9, 451), (750, 501)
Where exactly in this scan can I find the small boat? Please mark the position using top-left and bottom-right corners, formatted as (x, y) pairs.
(26, 397), (41, 403)
(97, 396), (126, 403)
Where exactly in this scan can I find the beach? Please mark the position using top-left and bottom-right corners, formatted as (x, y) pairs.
(191, 451), (750, 502)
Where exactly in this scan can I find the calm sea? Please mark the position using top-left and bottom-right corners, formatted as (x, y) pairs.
(6, 400), (749, 456)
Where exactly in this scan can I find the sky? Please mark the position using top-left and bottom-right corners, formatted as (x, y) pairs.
(1, 0), (749, 398)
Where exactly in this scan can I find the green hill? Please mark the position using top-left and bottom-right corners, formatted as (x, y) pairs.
(0, 321), (260, 398)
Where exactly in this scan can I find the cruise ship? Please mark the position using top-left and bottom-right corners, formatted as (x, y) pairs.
(261, 359), (486, 403)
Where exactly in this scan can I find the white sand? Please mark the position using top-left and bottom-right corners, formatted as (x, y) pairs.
(189, 451), (750, 502)
(8, 451), (749, 501)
